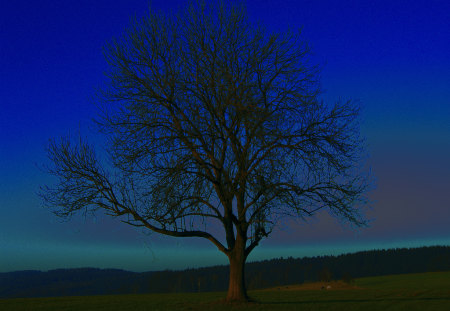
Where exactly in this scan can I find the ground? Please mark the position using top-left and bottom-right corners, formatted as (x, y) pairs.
(1, 271), (449, 310)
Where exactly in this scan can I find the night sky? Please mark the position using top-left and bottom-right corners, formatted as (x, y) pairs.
(1, 0), (449, 272)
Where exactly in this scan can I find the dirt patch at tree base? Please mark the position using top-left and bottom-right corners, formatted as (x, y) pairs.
(260, 280), (361, 291)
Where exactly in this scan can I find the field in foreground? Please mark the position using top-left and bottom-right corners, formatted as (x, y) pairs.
(1, 271), (449, 311)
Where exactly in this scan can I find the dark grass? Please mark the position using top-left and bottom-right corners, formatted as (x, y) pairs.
(1, 271), (449, 310)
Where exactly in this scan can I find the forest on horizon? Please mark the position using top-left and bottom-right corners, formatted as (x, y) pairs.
(1, 245), (449, 299)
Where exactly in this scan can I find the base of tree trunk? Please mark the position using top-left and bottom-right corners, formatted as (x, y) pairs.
(221, 296), (257, 304)
(225, 293), (249, 303)
(226, 282), (249, 302)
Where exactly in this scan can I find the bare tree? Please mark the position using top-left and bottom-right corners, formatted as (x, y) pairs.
(40, 1), (369, 302)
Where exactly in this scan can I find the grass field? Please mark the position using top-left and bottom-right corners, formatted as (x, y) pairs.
(1, 271), (449, 310)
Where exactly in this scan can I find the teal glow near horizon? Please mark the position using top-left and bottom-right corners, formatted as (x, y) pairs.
(2, 233), (449, 273)
(1, 0), (449, 272)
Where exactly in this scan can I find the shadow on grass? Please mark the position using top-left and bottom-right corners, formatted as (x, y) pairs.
(255, 297), (450, 305)
(191, 295), (450, 311)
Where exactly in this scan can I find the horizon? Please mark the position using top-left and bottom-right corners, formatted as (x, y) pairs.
(4, 244), (449, 274)
(1, 0), (449, 273)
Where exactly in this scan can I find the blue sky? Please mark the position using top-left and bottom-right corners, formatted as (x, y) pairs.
(1, 0), (449, 272)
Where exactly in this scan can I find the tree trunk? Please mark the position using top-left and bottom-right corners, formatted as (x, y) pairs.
(226, 238), (248, 302)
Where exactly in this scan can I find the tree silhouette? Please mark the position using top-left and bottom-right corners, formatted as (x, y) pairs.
(40, 1), (370, 302)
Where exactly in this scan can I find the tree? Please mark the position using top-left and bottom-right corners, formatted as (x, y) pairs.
(40, 1), (369, 302)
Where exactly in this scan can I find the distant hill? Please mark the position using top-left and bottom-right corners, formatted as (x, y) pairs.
(0, 268), (153, 298)
(1, 245), (449, 298)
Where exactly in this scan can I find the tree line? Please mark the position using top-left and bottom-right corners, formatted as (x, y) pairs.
(1, 246), (449, 298)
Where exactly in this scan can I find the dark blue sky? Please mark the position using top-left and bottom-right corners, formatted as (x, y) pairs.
(1, 0), (449, 272)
